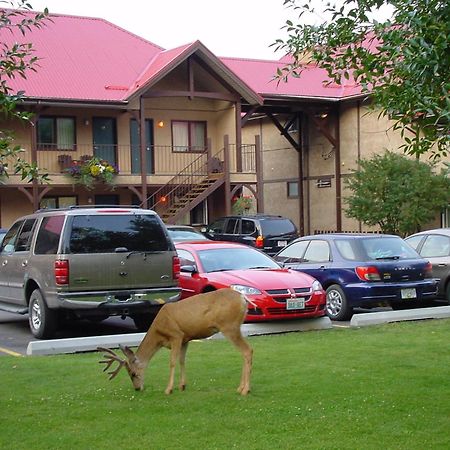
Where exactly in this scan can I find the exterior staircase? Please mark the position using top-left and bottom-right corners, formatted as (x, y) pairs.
(147, 148), (226, 224)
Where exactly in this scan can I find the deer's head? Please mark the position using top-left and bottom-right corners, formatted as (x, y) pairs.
(98, 345), (146, 391)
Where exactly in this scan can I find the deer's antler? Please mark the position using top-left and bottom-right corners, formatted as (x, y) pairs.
(97, 347), (127, 380)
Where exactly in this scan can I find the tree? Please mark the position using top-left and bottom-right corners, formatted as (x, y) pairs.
(344, 151), (450, 236)
(274, 0), (450, 159)
(0, 1), (49, 182)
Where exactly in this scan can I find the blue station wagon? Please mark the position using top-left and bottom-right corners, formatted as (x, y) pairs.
(273, 233), (439, 320)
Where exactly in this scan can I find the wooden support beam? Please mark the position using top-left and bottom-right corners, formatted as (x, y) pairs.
(266, 112), (300, 151)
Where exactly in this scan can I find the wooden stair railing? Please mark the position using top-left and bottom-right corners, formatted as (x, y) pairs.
(145, 147), (226, 224)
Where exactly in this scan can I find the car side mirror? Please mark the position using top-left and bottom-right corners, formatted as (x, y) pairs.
(180, 264), (197, 274)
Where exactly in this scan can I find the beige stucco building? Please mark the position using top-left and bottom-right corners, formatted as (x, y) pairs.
(1, 9), (443, 235)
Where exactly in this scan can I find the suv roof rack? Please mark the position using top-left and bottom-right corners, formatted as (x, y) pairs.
(35, 205), (145, 213)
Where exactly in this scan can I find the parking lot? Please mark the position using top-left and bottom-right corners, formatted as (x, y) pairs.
(0, 306), (391, 356)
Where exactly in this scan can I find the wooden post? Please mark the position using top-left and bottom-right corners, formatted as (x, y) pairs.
(224, 135), (231, 215)
(139, 96), (148, 208)
(255, 135), (263, 213)
(334, 105), (342, 232)
(235, 102), (242, 172)
(30, 116), (39, 211)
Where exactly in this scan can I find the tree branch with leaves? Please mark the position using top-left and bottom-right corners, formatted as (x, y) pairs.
(0, 1), (49, 183)
(344, 151), (450, 236)
(274, 0), (450, 159)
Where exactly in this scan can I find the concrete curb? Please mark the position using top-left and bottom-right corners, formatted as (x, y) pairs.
(27, 316), (333, 356)
(350, 305), (450, 327)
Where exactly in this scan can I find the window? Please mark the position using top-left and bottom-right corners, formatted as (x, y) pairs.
(172, 120), (206, 152)
(68, 214), (170, 253)
(35, 216), (65, 255)
(241, 220), (256, 235)
(225, 218), (239, 234)
(0, 221), (23, 253)
(276, 240), (309, 263)
(177, 249), (197, 268)
(303, 240), (330, 263)
(207, 218), (225, 234)
(37, 116), (76, 150)
(420, 235), (450, 258)
(287, 181), (299, 198)
(40, 196), (77, 209)
(15, 219), (37, 252)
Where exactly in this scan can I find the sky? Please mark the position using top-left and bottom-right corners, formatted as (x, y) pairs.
(27, 0), (296, 60)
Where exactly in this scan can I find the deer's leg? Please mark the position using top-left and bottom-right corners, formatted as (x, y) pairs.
(166, 338), (182, 395)
(178, 342), (189, 391)
(221, 328), (253, 395)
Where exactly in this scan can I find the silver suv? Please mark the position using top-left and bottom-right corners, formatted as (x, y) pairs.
(0, 207), (181, 338)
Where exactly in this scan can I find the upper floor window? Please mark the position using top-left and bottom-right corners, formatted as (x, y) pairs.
(171, 120), (206, 152)
(37, 116), (76, 150)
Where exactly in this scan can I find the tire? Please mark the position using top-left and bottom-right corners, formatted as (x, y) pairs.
(133, 313), (157, 332)
(325, 284), (352, 321)
(445, 283), (450, 305)
(28, 289), (59, 339)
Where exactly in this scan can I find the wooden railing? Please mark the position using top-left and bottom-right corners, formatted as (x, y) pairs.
(146, 147), (226, 210)
(8, 142), (256, 177)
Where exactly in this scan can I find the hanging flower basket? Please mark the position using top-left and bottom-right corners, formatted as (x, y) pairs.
(232, 195), (253, 215)
(65, 157), (119, 190)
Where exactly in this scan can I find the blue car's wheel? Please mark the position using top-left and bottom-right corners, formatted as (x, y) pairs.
(325, 284), (352, 321)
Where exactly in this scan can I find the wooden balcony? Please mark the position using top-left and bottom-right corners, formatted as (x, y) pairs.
(6, 141), (257, 186)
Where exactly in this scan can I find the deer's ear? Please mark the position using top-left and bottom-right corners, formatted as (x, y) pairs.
(119, 345), (136, 359)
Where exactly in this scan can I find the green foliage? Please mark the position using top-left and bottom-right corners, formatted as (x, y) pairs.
(232, 195), (254, 215)
(65, 156), (119, 190)
(0, 1), (49, 182)
(0, 319), (449, 449)
(344, 151), (450, 236)
(274, 0), (450, 159)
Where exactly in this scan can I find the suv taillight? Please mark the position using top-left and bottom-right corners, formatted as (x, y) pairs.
(355, 266), (381, 281)
(255, 235), (264, 249)
(55, 260), (69, 285)
(173, 256), (180, 280)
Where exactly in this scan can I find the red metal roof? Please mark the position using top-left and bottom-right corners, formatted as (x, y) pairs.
(1, 9), (363, 104)
(2, 11), (163, 102)
(221, 57), (362, 100)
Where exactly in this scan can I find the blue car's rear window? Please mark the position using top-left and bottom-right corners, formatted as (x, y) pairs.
(335, 237), (420, 261)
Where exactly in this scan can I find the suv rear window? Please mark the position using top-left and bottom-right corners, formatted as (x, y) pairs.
(260, 218), (296, 236)
(68, 214), (170, 254)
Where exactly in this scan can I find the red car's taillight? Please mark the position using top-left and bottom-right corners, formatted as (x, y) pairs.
(355, 266), (381, 281)
(54, 260), (69, 285)
(172, 256), (180, 280)
(255, 235), (264, 249)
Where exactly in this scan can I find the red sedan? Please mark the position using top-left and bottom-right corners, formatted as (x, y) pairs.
(175, 241), (326, 322)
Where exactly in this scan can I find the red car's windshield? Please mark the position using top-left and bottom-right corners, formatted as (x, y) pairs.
(198, 248), (280, 273)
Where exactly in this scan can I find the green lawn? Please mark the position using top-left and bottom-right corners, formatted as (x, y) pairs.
(1, 319), (449, 450)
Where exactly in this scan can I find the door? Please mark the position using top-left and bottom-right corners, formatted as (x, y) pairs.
(130, 119), (153, 174)
(0, 221), (23, 301)
(93, 117), (117, 165)
(0, 219), (37, 304)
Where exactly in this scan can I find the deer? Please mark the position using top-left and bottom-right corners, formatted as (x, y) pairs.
(98, 288), (253, 395)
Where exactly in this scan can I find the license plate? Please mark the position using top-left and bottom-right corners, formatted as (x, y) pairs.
(277, 240), (287, 247)
(286, 299), (305, 310)
(401, 288), (417, 299)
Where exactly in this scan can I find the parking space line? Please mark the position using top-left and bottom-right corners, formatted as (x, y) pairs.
(0, 346), (24, 357)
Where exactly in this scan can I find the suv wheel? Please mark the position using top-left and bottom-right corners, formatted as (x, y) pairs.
(29, 289), (59, 339)
(325, 284), (352, 321)
(132, 313), (157, 332)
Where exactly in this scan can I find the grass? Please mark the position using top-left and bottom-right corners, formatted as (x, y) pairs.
(1, 319), (449, 450)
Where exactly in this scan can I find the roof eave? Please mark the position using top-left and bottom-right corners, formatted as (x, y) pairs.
(127, 41), (263, 106)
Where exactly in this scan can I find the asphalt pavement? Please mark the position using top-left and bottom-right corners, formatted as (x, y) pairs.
(2, 305), (450, 357)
